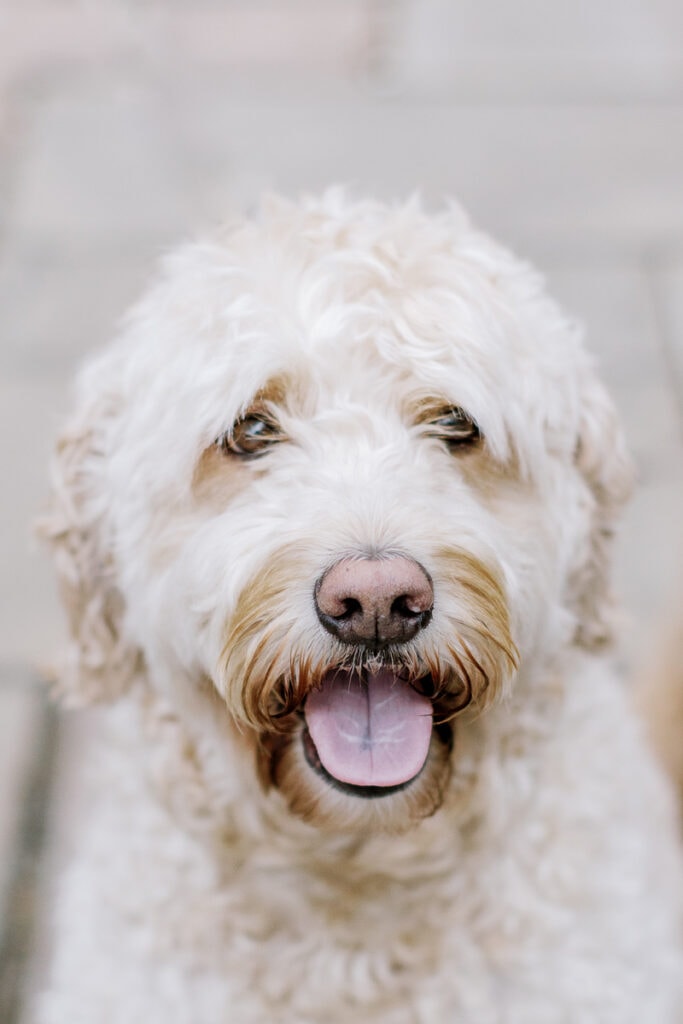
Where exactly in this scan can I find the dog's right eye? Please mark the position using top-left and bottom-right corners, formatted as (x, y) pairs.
(218, 413), (284, 459)
(426, 407), (481, 450)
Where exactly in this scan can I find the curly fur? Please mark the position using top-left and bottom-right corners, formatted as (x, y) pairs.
(38, 192), (683, 1023)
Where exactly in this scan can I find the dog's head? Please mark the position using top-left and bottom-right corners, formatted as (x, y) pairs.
(42, 193), (632, 832)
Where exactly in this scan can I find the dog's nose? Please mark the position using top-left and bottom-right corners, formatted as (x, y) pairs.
(315, 556), (433, 648)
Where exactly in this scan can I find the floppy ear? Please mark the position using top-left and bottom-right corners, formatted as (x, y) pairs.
(39, 355), (143, 705)
(570, 369), (634, 650)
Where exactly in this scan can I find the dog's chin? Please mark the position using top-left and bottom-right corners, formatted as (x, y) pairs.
(259, 714), (454, 835)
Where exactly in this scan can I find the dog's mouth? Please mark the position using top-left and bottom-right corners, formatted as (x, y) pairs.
(302, 668), (435, 797)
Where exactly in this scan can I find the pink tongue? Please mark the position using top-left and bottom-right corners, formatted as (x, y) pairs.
(304, 670), (433, 788)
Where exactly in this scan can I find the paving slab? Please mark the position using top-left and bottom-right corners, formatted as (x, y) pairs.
(546, 263), (683, 643)
(10, 77), (683, 259)
(649, 259), (683, 416)
(5, 79), (203, 247)
(0, 376), (70, 668)
(383, 0), (683, 101)
(0, 240), (154, 377)
(0, 677), (46, 923)
(546, 263), (683, 475)
(0, 1), (377, 90)
(0, 242), (159, 668)
(0, 673), (55, 1024)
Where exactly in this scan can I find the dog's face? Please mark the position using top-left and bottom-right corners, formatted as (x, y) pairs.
(44, 194), (631, 833)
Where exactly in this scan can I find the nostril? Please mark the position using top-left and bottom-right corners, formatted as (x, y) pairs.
(391, 595), (409, 618)
(391, 594), (425, 620)
(337, 597), (362, 621)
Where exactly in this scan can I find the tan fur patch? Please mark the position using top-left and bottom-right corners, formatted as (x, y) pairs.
(192, 444), (252, 506)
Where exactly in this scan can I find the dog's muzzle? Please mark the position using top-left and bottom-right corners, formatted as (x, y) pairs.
(306, 556), (436, 792)
(221, 543), (514, 823)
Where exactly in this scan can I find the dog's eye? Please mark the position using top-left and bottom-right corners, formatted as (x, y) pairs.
(427, 407), (481, 449)
(218, 413), (283, 459)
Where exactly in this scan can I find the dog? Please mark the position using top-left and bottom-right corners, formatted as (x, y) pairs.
(39, 192), (683, 1022)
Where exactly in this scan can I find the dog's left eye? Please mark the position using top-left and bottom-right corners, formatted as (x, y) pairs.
(427, 407), (481, 449)
(218, 413), (284, 459)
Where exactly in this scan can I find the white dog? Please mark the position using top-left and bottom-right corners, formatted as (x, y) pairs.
(40, 192), (683, 1023)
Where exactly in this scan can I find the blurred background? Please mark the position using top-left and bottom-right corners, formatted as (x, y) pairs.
(1, 1), (682, 1018)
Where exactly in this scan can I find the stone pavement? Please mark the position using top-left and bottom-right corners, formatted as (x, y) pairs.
(1, 2), (682, 1017)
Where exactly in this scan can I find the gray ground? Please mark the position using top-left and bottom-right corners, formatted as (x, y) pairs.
(1, 2), (682, 1018)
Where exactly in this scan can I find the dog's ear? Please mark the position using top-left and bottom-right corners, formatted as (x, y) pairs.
(570, 367), (634, 650)
(39, 354), (142, 705)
